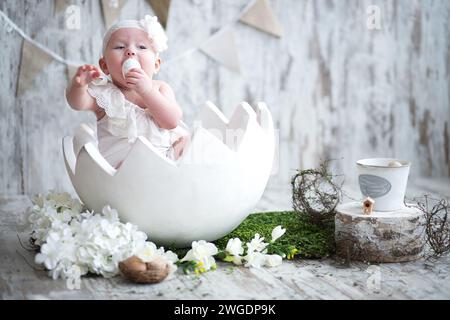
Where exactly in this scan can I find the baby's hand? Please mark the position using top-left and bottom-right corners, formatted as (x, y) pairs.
(73, 65), (101, 87)
(124, 68), (153, 95)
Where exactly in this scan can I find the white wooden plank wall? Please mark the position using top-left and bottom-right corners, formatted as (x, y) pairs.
(1, 0), (449, 196)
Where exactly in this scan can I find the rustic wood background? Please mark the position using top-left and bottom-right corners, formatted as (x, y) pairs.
(1, 0), (449, 196)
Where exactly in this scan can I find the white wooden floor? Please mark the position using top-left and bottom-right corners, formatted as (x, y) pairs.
(1, 177), (450, 300)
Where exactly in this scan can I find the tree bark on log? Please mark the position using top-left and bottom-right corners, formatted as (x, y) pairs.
(335, 202), (425, 263)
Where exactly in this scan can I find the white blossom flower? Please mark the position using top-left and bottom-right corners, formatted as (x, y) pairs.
(66, 265), (82, 290)
(47, 192), (80, 210)
(28, 192), (83, 246)
(101, 205), (118, 220)
(158, 249), (179, 275)
(134, 242), (179, 275)
(226, 238), (244, 256)
(264, 254), (283, 267)
(271, 225), (286, 243)
(163, 250), (179, 264)
(181, 240), (218, 271)
(246, 233), (268, 254)
(139, 15), (168, 53)
(230, 231), (285, 269)
(244, 251), (266, 268)
(136, 241), (162, 262)
(35, 232), (64, 270)
(225, 238), (244, 265)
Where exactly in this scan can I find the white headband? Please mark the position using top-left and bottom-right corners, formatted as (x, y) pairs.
(102, 15), (168, 56)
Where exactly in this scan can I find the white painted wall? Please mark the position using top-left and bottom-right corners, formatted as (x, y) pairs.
(1, 0), (449, 196)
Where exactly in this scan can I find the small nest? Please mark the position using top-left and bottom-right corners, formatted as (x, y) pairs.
(119, 255), (170, 284)
(291, 161), (342, 225)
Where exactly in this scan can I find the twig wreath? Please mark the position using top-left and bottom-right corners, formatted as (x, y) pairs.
(413, 195), (450, 256)
(291, 161), (343, 225)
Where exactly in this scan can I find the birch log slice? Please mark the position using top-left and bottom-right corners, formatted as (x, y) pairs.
(335, 202), (426, 263)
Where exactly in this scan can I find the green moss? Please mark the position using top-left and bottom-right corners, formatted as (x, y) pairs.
(215, 211), (335, 259)
(170, 211), (335, 259)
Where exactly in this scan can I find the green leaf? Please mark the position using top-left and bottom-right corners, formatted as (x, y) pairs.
(215, 251), (227, 260)
(222, 256), (234, 263)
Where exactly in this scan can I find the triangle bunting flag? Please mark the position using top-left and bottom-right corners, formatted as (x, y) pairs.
(239, 0), (283, 38)
(200, 28), (240, 73)
(17, 40), (53, 96)
(146, 0), (171, 29)
(101, 0), (127, 29)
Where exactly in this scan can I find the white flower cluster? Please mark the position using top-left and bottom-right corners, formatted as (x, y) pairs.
(177, 226), (287, 274)
(26, 192), (83, 247)
(26, 192), (177, 288)
(224, 226), (286, 268)
(24, 192), (288, 285)
(139, 15), (168, 53)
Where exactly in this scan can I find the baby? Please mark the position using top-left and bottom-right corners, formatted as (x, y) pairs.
(66, 15), (190, 168)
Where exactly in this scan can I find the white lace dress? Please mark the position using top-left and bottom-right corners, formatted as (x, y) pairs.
(87, 80), (189, 168)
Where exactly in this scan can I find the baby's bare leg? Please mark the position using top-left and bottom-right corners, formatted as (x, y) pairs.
(171, 135), (190, 160)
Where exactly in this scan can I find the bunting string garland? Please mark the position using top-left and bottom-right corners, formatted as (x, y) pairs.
(0, 10), (83, 67)
(0, 0), (283, 95)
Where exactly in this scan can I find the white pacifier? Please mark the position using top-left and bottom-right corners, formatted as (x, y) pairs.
(122, 58), (141, 78)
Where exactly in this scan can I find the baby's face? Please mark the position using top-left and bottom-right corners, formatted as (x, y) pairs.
(101, 28), (160, 87)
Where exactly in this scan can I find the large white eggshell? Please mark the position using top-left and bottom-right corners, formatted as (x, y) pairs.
(63, 101), (275, 247)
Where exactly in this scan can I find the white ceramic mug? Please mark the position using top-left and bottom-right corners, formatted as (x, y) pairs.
(356, 158), (410, 211)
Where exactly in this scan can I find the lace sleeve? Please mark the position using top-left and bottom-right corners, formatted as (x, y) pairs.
(87, 82), (138, 142)
(87, 82), (127, 119)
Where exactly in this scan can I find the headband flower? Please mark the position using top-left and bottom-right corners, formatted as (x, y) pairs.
(139, 15), (168, 53)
